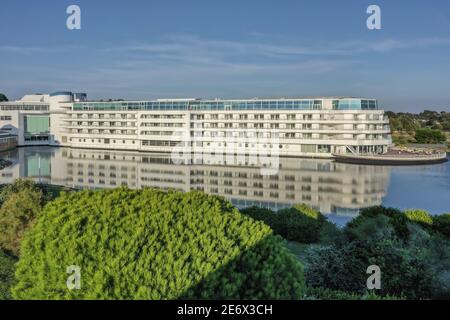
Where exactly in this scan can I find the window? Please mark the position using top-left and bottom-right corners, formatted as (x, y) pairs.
(301, 144), (317, 153)
(318, 145), (331, 153)
(141, 140), (179, 147)
(24, 115), (49, 134)
(0, 116), (12, 121)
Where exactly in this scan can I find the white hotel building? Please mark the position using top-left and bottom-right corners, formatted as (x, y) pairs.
(0, 91), (392, 157)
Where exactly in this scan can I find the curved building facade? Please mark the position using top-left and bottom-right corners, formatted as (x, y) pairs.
(0, 92), (392, 158)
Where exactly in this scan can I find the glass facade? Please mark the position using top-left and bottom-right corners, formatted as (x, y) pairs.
(332, 99), (378, 110)
(73, 98), (378, 112)
(73, 99), (327, 111)
(24, 115), (50, 134)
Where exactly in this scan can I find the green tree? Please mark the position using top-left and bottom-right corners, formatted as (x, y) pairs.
(0, 179), (43, 206)
(0, 93), (8, 102)
(0, 180), (43, 256)
(399, 115), (419, 132)
(0, 249), (16, 300)
(388, 116), (401, 132)
(387, 112), (419, 132)
(414, 128), (446, 144)
(13, 188), (306, 300)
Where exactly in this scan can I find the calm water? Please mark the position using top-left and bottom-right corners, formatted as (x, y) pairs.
(0, 147), (449, 225)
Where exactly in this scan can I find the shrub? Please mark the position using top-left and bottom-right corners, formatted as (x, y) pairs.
(432, 214), (450, 239)
(345, 214), (396, 242)
(304, 242), (384, 294)
(303, 207), (450, 299)
(0, 181), (43, 256)
(239, 206), (278, 229)
(304, 239), (436, 299)
(0, 179), (43, 206)
(346, 206), (409, 240)
(0, 250), (17, 300)
(407, 223), (450, 298)
(405, 209), (434, 230)
(318, 221), (346, 246)
(241, 204), (326, 243)
(13, 188), (306, 300)
(414, 128), (446, 144)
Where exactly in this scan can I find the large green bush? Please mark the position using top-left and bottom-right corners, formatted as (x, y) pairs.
(0, 250), (16, 300)
(241, 204), (326, 243)
(13, 188), (305, 300)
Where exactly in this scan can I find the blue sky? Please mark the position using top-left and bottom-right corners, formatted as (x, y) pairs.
(1, 0), (450, 112)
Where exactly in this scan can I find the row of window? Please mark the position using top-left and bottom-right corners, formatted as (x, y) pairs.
(71, 121), (135, 127)
(67, 121), (388, 131)
(70, 138), (137, 144)
(191, 123), (388, 130)
(141, 131), (183, 136)
(141, 114), (184, 119)
(141, 140), (180, 147)
(69, 112), (386, 122)
(141, 122), (184, 127)
(219, 188), (310, 200)
(189, 131), (387, 140)
(73, 100), (325, 111)
(24, 136), (49, 142)
(191, 114), (385, 121)
(71, 129), (137, 135)
(72, 113), (136, 119)
(0, 105), (49, 111)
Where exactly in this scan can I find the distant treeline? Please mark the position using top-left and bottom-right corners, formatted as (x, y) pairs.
(386, 110), (449, 145)
(386, 110), (450, 132)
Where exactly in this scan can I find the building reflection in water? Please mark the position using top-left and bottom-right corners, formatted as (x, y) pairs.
(0, 147), (391, 224)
